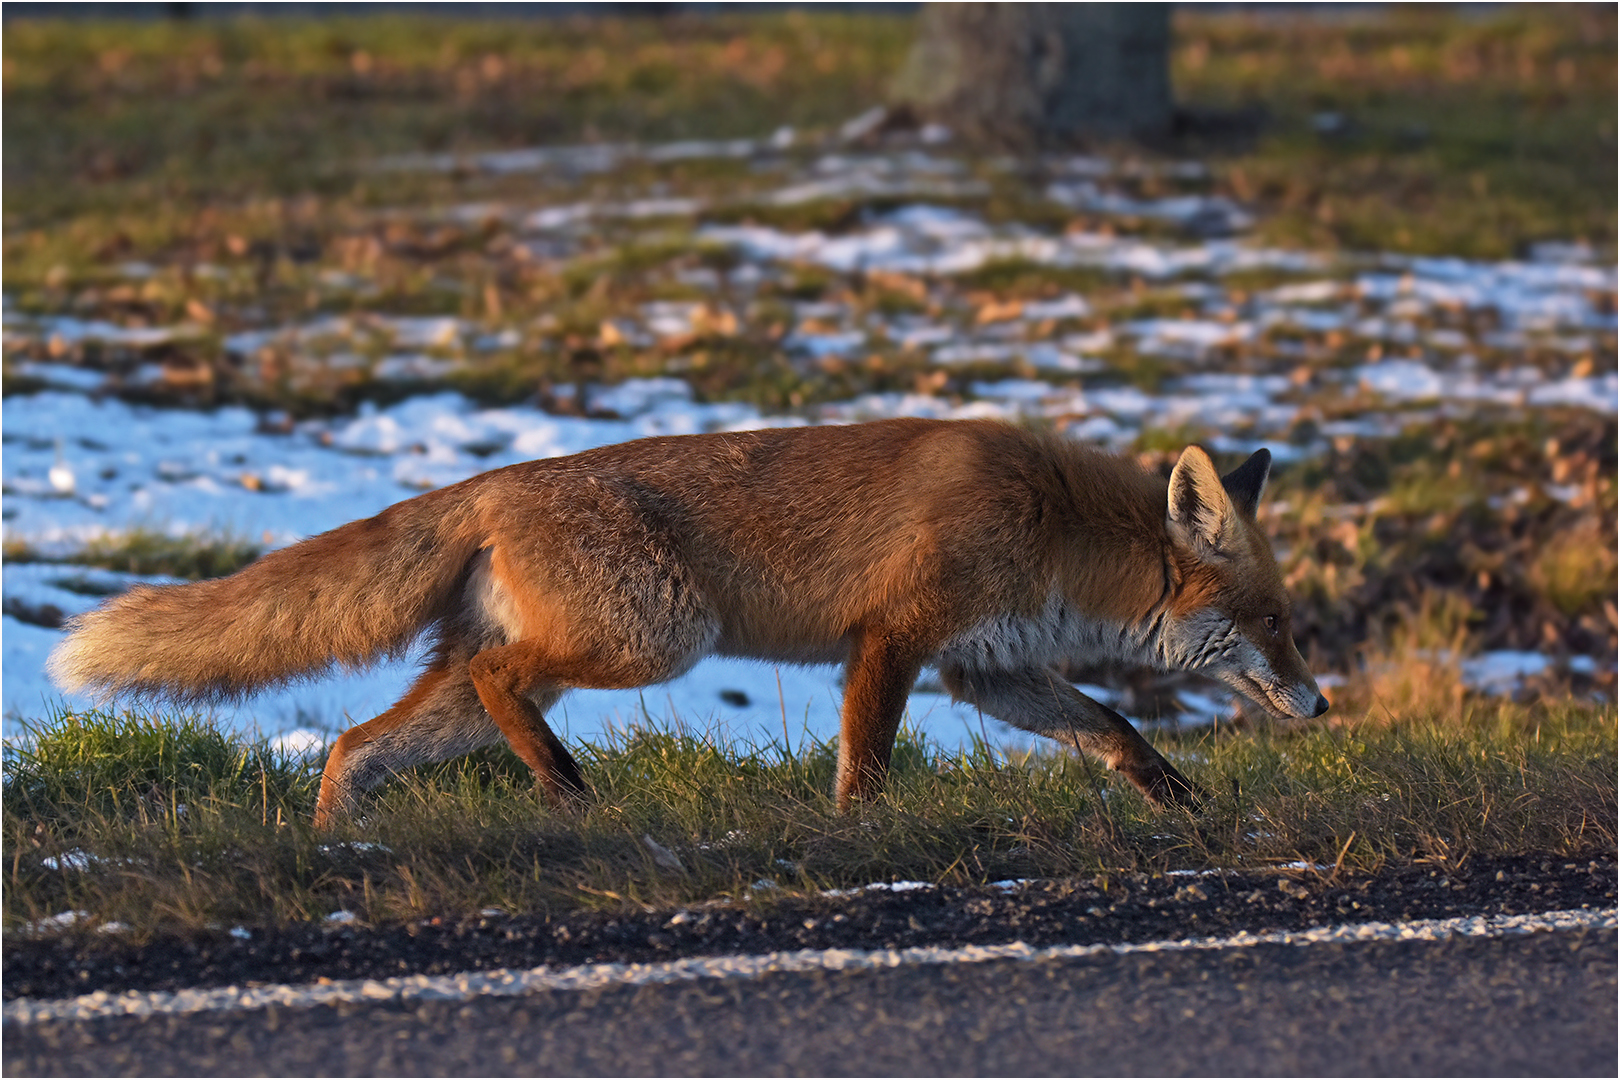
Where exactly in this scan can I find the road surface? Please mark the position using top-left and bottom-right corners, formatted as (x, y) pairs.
(6, 924), (1613, 1077)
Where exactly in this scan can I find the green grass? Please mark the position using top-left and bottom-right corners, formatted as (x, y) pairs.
(953, 259), (1119, 300)
(3, 527), (262, 580)
(5, 697), (1613, 937)
(2, 12), (912, 240)
(1176, 4), (1616, 257)
(4, 5), (1612, 298)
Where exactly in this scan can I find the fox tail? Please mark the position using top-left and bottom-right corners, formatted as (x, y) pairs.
(48, 479), (488, 704)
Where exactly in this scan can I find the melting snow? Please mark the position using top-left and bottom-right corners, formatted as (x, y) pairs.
(1460, 651), (1552, 694)
(4, 179), (1614, 754)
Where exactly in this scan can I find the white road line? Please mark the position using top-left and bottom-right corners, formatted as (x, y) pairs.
(6, 907), (1613, 1026)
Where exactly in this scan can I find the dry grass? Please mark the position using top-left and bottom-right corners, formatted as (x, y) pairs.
(2, 2), (1614, 944)
(1264, 413), (1617, 677)
(5, 678), (1613, 937)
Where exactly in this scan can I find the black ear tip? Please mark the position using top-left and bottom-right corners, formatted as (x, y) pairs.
(1254, 448), (1272, 466)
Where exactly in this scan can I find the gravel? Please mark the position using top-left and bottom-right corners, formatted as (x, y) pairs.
(5, 852), (1612, 1004)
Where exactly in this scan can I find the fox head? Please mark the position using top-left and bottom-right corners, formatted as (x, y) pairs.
(1161, 445), (1329, 721)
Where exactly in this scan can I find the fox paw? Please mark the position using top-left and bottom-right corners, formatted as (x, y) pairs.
(1133, 764), (1205, 811)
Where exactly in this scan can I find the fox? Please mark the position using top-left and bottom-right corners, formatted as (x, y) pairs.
(49, 417), (1327, 828)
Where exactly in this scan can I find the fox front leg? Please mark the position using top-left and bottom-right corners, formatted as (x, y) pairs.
(835, 625), (928, 812)
(941, 665), (1201, 808)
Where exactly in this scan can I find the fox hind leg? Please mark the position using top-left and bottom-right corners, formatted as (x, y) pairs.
(465, 641), (588, 808)
(469, 632), (727, 808)
(466, 519), (721, 810)
(314, 651), (502, 829)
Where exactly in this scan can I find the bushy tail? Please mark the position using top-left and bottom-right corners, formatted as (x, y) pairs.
(48, 477), (490, 704)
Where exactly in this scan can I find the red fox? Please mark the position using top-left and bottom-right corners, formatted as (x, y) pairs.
(50, 418), (1327, 827)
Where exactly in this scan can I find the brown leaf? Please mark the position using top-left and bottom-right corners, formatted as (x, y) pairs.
(975, 298), (1023, 324)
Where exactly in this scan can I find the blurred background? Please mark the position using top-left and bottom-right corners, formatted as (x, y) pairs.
(2, 2), (1615, 749)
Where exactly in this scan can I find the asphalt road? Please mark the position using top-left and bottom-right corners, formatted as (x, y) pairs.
(6, 926), (1613, 1077)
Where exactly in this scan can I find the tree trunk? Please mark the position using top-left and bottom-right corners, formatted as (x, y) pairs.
(894, 3), (1173, 149)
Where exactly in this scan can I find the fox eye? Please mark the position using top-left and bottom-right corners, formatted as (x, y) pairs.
(1263, 614), (1279, 634)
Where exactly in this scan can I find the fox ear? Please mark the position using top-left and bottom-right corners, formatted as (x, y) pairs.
(1167, 445), (1235, 555)
(1220, 448), (1271, 519)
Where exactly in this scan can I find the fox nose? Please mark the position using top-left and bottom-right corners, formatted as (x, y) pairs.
(1312, 693), (1330, 717)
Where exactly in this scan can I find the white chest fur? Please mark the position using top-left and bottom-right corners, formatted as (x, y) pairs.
(938, 593), (1159, 674)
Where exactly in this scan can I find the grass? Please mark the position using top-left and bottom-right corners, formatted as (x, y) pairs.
(1, 9), (913, 296)
(4, 691), (1614, 937)
(1263, 411), (1618, 666)
(2, 4), (1614, 943)
(4, 6), (1612, 298)
(2, 527), (262, 580)
(1175, 4), (1616, 257)
(1532, 521), (1618, 619)
(2, 6), (1611, 426)
(2, 12), (911, 207)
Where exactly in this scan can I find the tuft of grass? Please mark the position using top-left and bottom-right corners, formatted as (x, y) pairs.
(4, 695), (1613, 939)
(4, 708), (313, 823)
(953, 259), (1117, 299)
(1332, 593), (1477, 723)
(1532, 521), (1618, 618)
(3, 528), (262, 580)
